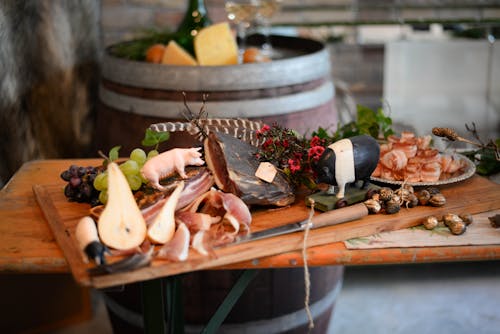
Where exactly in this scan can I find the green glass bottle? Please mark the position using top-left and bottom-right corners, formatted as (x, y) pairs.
(175, 0), (212, 56)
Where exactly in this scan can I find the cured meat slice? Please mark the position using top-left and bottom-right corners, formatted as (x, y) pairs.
(156, 223), (190, 261)
(204, 132), (295, 206)
(380, 149), (408, 171)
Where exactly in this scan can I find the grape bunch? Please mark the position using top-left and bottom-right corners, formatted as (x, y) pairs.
(61, 165), (101, 206)
(93, 148), (159, 204)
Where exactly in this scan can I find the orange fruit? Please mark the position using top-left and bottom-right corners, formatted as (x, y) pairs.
(243, 47), (271, 64)
(145, 44), (166, 63)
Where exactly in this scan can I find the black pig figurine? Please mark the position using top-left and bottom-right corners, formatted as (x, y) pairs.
(314, 135), (380, 198)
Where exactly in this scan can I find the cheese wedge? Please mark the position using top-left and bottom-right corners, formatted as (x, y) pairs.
(161, 40), (197, 66)
(194, 22), (238, 66)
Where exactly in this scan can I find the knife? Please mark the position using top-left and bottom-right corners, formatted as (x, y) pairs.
(229, 202), (369, 246)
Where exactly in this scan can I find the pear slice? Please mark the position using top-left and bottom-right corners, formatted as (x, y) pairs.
(147, 181), (184, 244)
(97, 162), (147, 250)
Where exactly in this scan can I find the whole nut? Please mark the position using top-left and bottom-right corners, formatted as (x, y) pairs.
(406, 193), (419, 208)
(443, 213), (462, 226)
(385, 199), (401, 214)
(428, 193), (446, 207)
(379, 187), (394, 202)
(459, 213), (473, 225)
(364, 199), (382, 214)
(448, 221), (467, 235)
(416, 189), (431, 206)
(423, 216), (439, 230)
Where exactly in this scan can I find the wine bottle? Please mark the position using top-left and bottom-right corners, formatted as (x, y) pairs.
(176, 0), (212, 56)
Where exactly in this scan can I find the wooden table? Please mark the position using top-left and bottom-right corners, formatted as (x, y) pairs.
(1, 159), (499, 333)
(1, 159), (500, 277)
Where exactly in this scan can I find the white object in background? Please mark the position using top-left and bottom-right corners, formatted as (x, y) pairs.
(384, 40), (500, 149)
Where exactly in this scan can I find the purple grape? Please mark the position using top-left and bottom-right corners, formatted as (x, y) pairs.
(60, 170), (71, 181)
(69, 165), (79, 177)
(64, 184), (74, 198)
(70, 177), (82, 188)
(77, 167), (86, 177)
(80, 183), (92, 198)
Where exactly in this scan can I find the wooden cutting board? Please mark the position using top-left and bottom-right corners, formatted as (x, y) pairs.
(33, 175), (500, 288)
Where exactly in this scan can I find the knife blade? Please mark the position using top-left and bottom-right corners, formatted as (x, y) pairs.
(228, 202), (369, 246)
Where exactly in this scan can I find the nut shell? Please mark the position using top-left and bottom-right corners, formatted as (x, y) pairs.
(416, 189), (431, 206)
(423, 216), (439, 230)
(448, 221), (467, 235)
(429, 193), (446, 207)
(385, 199), (401, 214)
(364, 199), (382, 214)
(379, 187), (394, 202)
(459, 213), (473, 225)
(406, 193), (419, 208)
(443, 213), (462, 226)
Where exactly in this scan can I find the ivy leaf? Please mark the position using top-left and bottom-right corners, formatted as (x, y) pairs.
(109, 146), (121, 162)
(141, 129), (170, 147)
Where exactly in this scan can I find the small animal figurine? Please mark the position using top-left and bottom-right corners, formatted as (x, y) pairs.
(313, 135), (380, 199)
(141, 147), (205, 191)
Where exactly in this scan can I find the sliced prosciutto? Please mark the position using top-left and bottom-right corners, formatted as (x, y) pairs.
(156, 223), (190, 261)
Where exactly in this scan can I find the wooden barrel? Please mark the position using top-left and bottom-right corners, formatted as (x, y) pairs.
(102, 266), (344, 333)
(95, 35), (336, 153)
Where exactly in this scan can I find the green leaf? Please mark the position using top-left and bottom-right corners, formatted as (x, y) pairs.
(311, 127), (329, 140)
(109, 146), (121, 162)
(141, 129), (170, 147)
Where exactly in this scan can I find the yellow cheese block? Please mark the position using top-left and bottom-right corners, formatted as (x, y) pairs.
(194, 22), (239, 66)
(161, 40), (198, 66)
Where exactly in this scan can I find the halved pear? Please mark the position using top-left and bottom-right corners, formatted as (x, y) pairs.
(147, 181), (184, 244)
(97, 162), (147, 250)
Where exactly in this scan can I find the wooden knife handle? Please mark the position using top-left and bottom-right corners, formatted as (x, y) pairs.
(311, 203), (368, 229)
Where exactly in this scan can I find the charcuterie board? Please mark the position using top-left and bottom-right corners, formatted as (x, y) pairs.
(33, 174), (500, 289)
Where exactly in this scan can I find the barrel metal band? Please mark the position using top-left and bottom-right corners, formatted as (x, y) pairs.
(102, 47), (331, 91)
(99, 81), (335, 118)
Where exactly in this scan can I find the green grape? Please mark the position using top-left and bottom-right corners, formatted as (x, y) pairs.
(126, 174), (143, 191)
(93, 172), (108, 191)
(119, 159), (140, 176)
(98, 189), (108, 204)
(147, 149), (159, 160)
(130, 148), (147, 166)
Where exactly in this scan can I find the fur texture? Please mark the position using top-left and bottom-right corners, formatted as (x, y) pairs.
(0, 0), (100, 186)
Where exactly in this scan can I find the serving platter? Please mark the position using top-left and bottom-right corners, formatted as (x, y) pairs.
(371, 154), (476, 187)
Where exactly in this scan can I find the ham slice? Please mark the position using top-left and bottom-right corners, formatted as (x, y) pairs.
(156, 223), (190, 261)
(380, 149), (408, 171)
(176, 211), (220, 233)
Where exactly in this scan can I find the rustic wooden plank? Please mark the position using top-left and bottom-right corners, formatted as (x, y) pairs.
(33, 173), (500, 289)
(32, 185), (92, 286)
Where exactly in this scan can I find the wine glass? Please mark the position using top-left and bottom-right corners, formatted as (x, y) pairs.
(254, 0), (282, 58)
(225, 0), (260, 58)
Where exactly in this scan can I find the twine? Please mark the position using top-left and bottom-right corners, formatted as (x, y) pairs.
(302, 198), (315, 332)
